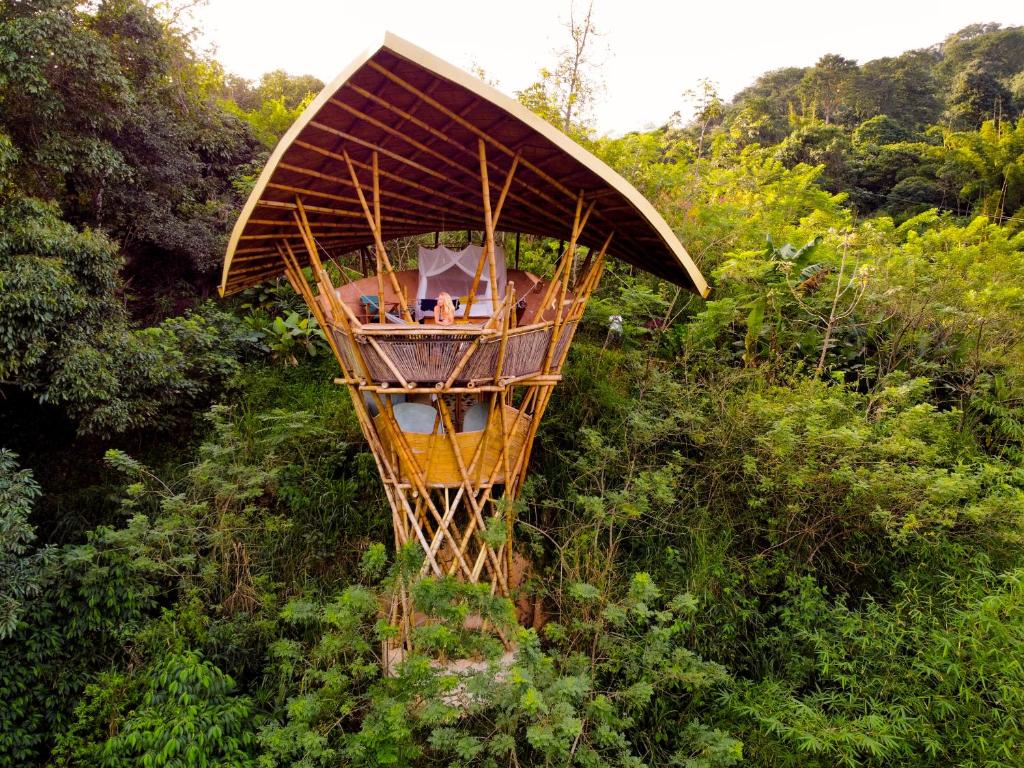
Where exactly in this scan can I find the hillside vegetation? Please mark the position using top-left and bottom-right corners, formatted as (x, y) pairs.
(2, 2), (1024, 766)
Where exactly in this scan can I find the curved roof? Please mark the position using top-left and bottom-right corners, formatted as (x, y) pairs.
(220, 32), (709, 297)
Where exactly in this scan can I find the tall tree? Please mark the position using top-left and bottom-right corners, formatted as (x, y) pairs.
(799, 54), (859, 124)
(683, 78), (724, 160)
(727, 66), (807, 143)
(558, 0), (599, 132)
(517, 0), (604, 141)
(947, 61), (1013, 128)
(849, 51), (943, 127)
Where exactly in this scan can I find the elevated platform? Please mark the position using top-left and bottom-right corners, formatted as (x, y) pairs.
(324, 269), (576, 388)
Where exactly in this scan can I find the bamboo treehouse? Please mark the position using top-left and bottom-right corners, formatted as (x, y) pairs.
(219, 33), (709, 647)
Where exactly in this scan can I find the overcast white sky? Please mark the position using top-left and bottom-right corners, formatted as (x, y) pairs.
(191, 0), (1024, 136)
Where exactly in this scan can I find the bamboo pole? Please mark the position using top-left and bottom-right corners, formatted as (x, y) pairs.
(493, 292), (516, 577)
(372, 151), (382, 234)
(375, 392), (479, 581)
(423, 483), (467, 571)
(492, 151), (521, 226)
(530, 192), (594, 327)
(480, 141), (499, 314)
(338, 153), (413, 322)
(442, 312), (502, 389)
(355, 324), (500, 337)
(293, 203), (365, 335)
(465, 146), (520, 318)
(543, 195), (594, 373)
(278, 245), (345, 369)
(366, 337), (412, 389)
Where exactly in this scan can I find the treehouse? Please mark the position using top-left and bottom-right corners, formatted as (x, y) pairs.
(219, 33), (709, 644)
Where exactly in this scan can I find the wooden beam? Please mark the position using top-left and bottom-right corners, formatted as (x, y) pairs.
(285, 141), (548, 237)
(294, 140), (477, 213)
(278, 161), (478, 221)
(326, 97), (562, 234)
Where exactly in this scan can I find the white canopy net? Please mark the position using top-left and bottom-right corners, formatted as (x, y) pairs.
(417, 244), (506, 318)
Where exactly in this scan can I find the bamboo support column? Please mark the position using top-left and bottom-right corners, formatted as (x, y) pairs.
(465, 147), (520, 318)
(338, 153), (412, 322)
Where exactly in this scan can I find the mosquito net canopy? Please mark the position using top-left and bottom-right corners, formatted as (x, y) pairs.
(417, 244), (506, 317)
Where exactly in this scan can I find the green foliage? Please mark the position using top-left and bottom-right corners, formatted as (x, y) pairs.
(0, 174), (258, 434)
(731, 565), (1024, 767)
(100, 651), (257, 767)
(0, 0), (259, 272)
(257, 565), (734, 768)
(244, 309), (329, 365)
(0, 515), (164, 764)
(5, 12), (1024, 768)
(224, 93), (314, 149)
(947, 61), (1013, 129)
(0, 450), (50, 638)
(798, 54), (858, 125)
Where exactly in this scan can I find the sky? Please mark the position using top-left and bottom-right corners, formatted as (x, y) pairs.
(191, 0), (1024, 136)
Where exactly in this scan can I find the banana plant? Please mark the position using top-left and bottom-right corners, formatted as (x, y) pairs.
(743, 234), (825, 367)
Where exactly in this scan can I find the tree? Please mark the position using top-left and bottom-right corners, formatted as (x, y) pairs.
(0, 0), (259, 277)
(799, 54), (858, 124)
(774, 121), (854, 193)
(727, 67), (807, 143)
(683, 78), (724, 160)
(852, 115), (913, 147)
(0, 138), (253, 435)
(253, 69), (324, 109)
(947, 61), (1013, 129)
(941, 117), (1024, 222)
(101, 652), (257, 767)
(220, 69), (324, 147)
(939, 23), (1024, 83)
(517, 0), (604, 141)
(849, 52), (942, 128)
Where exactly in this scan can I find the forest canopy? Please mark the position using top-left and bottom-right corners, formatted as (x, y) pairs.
(2, 2), (1024, 766)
